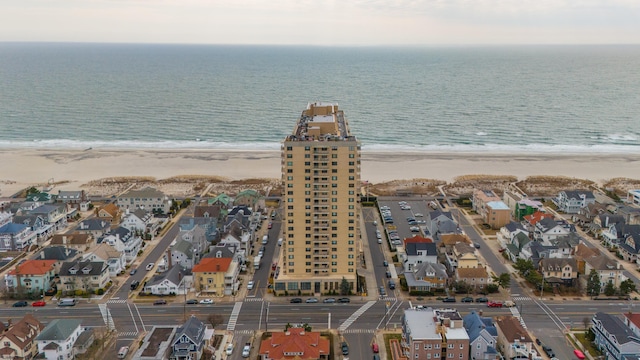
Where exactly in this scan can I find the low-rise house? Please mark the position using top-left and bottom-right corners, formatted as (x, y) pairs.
(204, 242), (244, 265)
(555, 190), (596, 214)
(403, 262), (448, 293)
(451, 242), (480, 269)
(50, 233), (94, 251)
(456, 267), (490, 290)
(57, 190), (89, 211)
(192, 257), (237, 296)
(505, 232), (531, 262)
(401, 308), (469, 360)
(58, 260), (110, 296)
(72, 328), (94, 357)
(617, 225), (640, 263)
(522, 211), (554, 234)
(35, 319), (83, 360)
(400, 239), (437, 272)
(584, 254), (627, 293)
(178, 217), (219, 244)
(500, 221), (528, 244)
(235, 189), (262, 207)
(121, 209), (153, 234)
(514, 198), (543, 221)
(83, 243), (126, 277)
(171, 316), (207, 360)
(258, 327), (330, 360)
(117, 186), (171, 214)
(426, 210), (460, 240)
(539, 258), (578, 287)
(473, 189), (502, 217)
(28, 204), (67, 231)
(624, 312), (640, 338)
(143, 265), (190, 295)
(629, 190), (640, 207)
(4, 260), (57, 297)
(0, 314), (44, 360)
(25, 192), (54, 204)
(463, 311), (500, 360)
(193, 205), (222, 220)
(597, 215), (626, 244)
(209, 194), (231, 208)
(10, 215), (52, 243)
(176, 220), (208, 262)
(0, 222), (37, 251)
(96, 203), (122, 224)
(75, 219), (111, 238)
(592, 312), (640, 360)
(574, 202), (609, 228)
(32, 246), (78, 268)
(98, 226), (142, 265)
(170, 239), (195, 269)
(533, 218), (574, 243)
(614, 205), (640, 226)
(495, 316), (536, 360)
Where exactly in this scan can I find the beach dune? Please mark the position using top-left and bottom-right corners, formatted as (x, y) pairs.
(1, 149), (640, 196)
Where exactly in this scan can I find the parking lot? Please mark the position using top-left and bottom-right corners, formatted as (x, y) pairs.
(378, 199), (435, 248)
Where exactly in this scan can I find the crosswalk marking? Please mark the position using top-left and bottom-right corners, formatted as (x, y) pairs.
(342, 329), (375, 334)
(226, 302), (243, 331)
(512, 296), (532, 302)
(118, 331), (138, 338)
(107, 299), (128, 304)
(338, 300), (376, 332)
(235, 329), (254, 335)
(98, 304), (115, 330)
(244, 297), (264, 302)
(379, 297), (397, 302)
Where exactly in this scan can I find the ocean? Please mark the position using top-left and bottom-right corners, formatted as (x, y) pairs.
(1, 43), (639, 154)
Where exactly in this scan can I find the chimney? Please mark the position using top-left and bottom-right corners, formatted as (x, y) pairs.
(7, 319), (11, 328)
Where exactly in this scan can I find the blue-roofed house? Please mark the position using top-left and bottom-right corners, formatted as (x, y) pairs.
(0, 222), (36, 251)
(171, 316), (208, 360)
(11, 215), (52, 243)
(463, 311), (500, 360)
(28, 204), (67, 231)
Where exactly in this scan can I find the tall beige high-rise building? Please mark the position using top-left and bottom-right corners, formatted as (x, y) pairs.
(273, 102), (360, 296)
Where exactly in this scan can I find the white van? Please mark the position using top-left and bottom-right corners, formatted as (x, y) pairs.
(277, 238), (283, 246)
(58, 298), (76, 307)
(117, 346), (129, 359)
(262, 235), (268, 245)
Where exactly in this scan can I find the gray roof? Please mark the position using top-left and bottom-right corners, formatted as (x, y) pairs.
(120, 186), (166, 199)
(405, 242), (437, 257)
(146, 265), (189, 287)
(74, 328), (94, 348)
(77, 219), (110, 231)
(599, 214), (626, 228)
(204, 244), (235, 259)
(30, 204), (63, 215)
(552, 232), (582, 248)
(413, 262), (447, 280)
(504, 221), (526, 233)
(173, 316), (205, 348)
(563, 190), (595, 200)
(36, 319), (82, 341)
(31, 246), (78, 261)
(586, 254), (621, 271)
(59, 260), (106, 276)
(172, 240), (193, 258)
(227, 205), (252, 217)
(593, 312), (640, 346)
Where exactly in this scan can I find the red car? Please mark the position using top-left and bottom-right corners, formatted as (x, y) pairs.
(487, 301), (503, 308)
(268, 222), (273, 229)
(32, 301), (46, 307)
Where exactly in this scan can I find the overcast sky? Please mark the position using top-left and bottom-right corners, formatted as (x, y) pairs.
(1, 0), (639, 45)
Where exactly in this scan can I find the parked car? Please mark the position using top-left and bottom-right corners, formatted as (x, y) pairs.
(542, 345), (555, 358)
(475, 297), (489, 303)
(199, 299), (214, 304)
(379, 286), (386, 296)
(442, 297), (456, 303)
(535, 338), (541, 345)
(225, 343), (234, 355)
(185, 299), (198, 304)
(153, 299), (167, 305)
(372, 343), (379, 353)
(305, 297), (318, 303)
(130, 280), (140, 290)
(242, 343), (251, 358)
(461, 297), (474, 303)
(414, 213), (423, 217)
(487, 301), (503, 308)
(290, 298), (302, 303)
(338, 297), (351, 303)
(267, 222), (273, 229)
(383, 260), (388, 267)
(474, 242), (481, 249)
(410, 226), (420, 232)
(247, 281), (254, 290)
(12, 300), (28, 307)
(323, 298), (336, 303)
(341, 342), (349, 355)
(145, 262), (155, 271)
(386, 271), (391, 278)
(129, 268), (137, 275)
(31, 301), (46, 307)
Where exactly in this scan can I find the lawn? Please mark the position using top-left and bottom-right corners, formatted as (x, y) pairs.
(573, 332), (601, 357)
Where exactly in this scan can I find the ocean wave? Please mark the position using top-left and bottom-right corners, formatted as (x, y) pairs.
(2, 139), (640, 155)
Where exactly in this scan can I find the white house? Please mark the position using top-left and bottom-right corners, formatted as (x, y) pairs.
(36, 319), (83, 360)
(143, 266), (191, 295)
(121, 209), (153, 233)
(99, 226), (142, 265)
(555, 190), (596, 214)
(399, 238), (437, 272)
(83, 243), (126, 277)
(533, 218), (574, 244)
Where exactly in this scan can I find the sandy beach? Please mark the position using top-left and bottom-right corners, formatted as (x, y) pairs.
(1, 148), (640, 196)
